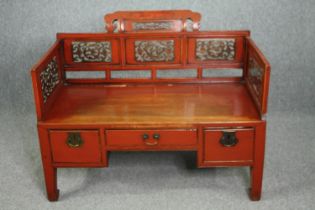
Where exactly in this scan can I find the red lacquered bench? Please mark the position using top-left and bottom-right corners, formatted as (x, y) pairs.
(31, 10), (270, 201)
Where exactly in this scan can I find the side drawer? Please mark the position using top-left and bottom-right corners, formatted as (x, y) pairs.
(203, 128), (254, 164)
(49, 130), (102, 163)
(106, 129), (197, 147)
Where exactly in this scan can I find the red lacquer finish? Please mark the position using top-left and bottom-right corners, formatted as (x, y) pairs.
(30, 10), (270, 201)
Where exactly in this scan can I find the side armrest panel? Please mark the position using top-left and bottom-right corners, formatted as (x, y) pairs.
(30, 40), (63, 121)
(245, 38), (271, 115)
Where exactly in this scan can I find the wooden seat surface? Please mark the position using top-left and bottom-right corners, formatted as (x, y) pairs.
(43, 82), (260, 126)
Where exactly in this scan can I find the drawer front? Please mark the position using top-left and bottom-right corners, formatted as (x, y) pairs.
(49, 130), (102, 163)
(106, 129), (197, 147)
(203, 128), (254, 163)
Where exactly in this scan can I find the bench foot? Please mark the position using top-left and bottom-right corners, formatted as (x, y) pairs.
(249, 192), (261, 201)
(248, 187), (261, 201)
(249, 166), (263, 201)
(47, 189), (59, 202)
(43, 165), (59, 201)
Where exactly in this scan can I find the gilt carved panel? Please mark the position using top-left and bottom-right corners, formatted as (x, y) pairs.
(135, 40), (174, 62)
(40, 56), (59, 103)
(72, 41), (112, 62)
(248, 56), (264, 100)
(196, 39), (235, 61)
(132, 21), (174, 31)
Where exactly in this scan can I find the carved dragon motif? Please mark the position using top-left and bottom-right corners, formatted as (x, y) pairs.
(135, 40), (174, 62)
(72, 41), (112, 62)
(196, 39), (235, 60)
(248, 57), (264, 99)
(40, 57), (59, 103)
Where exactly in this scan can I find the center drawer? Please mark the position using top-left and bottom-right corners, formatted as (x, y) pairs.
(106, 129), (197, 148)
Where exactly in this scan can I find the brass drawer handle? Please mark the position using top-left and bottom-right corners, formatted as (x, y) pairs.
(220, 131), (238, 147)
(66, 132), (83, 148)
(144, 140), (158, 146)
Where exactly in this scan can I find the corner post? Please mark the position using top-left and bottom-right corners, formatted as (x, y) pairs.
(37, 126), (59, 201)
(250, 121), (266, 201)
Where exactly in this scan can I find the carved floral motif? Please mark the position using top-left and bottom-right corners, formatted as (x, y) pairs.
(196, 39), (235, 60)
(72, 41), (112, 62)
(40, 57), (59, 103)
(248, 57), (264, 99)
(135, 40), (174, 62)
(132, 21), (173, 31)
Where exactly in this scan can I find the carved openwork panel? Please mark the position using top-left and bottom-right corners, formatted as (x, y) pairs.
(72, 41), (112, 62)
(135, 40), (174, 62)
(196, 39), (235, 61)
(248, 56), (264, 100)
(132, 21), (174, 31)
(40, 57), (59, 103)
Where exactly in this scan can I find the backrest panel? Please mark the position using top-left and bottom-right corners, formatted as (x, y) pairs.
(59, 31), (249, 83)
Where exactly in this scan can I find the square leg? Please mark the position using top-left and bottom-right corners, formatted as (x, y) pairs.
(37, 126), (59, 201)
(249, 122), (266, 201)
(43, 165), (59, 201)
